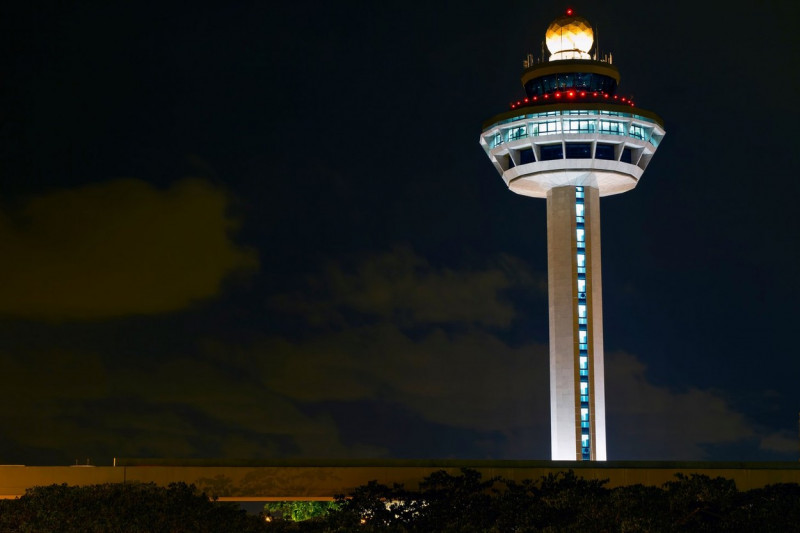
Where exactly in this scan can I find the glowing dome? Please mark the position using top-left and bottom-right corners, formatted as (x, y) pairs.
(545, 11), (594, 61)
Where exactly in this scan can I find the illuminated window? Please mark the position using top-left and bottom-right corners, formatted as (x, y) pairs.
(629, 124), (646, 140)
(599, 120), (624, 135)
(509, 126), (527, 140)
(565, 119), (595, 133)
(532, 120), (560, 135)
(489, 133), (504, 148)
(575, 185), (591, 459)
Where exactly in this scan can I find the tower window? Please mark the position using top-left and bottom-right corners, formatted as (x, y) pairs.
(509, 126), (527, 140)
(621, 147), (633, 164)
(565, 143), (592, 159)
(595, 144), (615, 160)
(533, 121), (560, 135)
(539, 144), (563, 161)
(599, 120), (624, 135)
(519, 148), (535, 164)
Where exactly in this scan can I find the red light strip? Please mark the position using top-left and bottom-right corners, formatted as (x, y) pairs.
(508, 91), (636, 109)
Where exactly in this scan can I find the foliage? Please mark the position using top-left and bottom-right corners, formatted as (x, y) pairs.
(2, 470), (799, 532)
(272, 468), (800, 533)
(0, 482), (267, 533)
(264, 501), (339, 521)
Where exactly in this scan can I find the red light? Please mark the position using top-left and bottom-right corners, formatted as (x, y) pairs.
(593, 92), (598, 96)
(621, 97), (626, 102)
(544, 94), (549, 99)
(568, 91), (574, 97)
(533, 96), (538, 100)
(524, 98), (529, 102)
(517, 101), (521, 105)
(566, 8), (573, 15)
(603, 94), (609, 98)
(511, 104), (516, 108)
(580, 91), (586, 97)
(555, 92), (561, 98)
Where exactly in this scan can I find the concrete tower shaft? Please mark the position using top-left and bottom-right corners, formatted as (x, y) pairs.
(547, 186), (605, 460)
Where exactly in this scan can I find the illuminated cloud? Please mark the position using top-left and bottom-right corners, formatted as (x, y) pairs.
(257, 325), (548, 434)
(0, 178), (258, 320)
(0, 246), (787, 463)
(271, 246), (540, 328)
(607, 351), (756, 459)
(759, 430), (798, 454)
(0, 348), (380, 463)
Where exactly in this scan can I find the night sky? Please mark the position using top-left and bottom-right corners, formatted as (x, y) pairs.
(1, 1), (799, 465)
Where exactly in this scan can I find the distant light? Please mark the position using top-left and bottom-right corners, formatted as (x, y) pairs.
(533, 96), (538, 100)
(524, 97), (529, 102)
(603, 94), (609, 98)
(566, 8), (573, 15)
(580, 91), (586, 97)
(555, 92), (561, 98)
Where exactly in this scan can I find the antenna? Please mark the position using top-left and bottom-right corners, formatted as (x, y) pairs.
(595, 26), (599, 61)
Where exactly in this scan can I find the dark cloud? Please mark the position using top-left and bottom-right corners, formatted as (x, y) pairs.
(0, 178), (258, 320)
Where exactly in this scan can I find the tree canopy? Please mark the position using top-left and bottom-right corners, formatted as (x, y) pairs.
(1, 469), (798, 532)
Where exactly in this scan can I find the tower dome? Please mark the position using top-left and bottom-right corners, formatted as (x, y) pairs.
(546, 10), (594, 61)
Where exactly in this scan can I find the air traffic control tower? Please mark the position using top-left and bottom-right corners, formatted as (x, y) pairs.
(479, 10), (664, 461)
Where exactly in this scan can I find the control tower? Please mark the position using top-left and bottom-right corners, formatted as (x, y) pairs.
(479, 10), (665, 461)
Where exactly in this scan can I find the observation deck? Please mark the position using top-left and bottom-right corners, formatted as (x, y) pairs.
(480, 102), (665, 198)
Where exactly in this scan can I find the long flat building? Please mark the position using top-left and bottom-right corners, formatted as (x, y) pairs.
(1, 460), (798, 500)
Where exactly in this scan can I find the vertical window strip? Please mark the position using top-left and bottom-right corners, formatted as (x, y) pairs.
(575, 186), (591, 460)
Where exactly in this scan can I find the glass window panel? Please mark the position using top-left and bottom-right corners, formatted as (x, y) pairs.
(595, 143), (615, 160)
